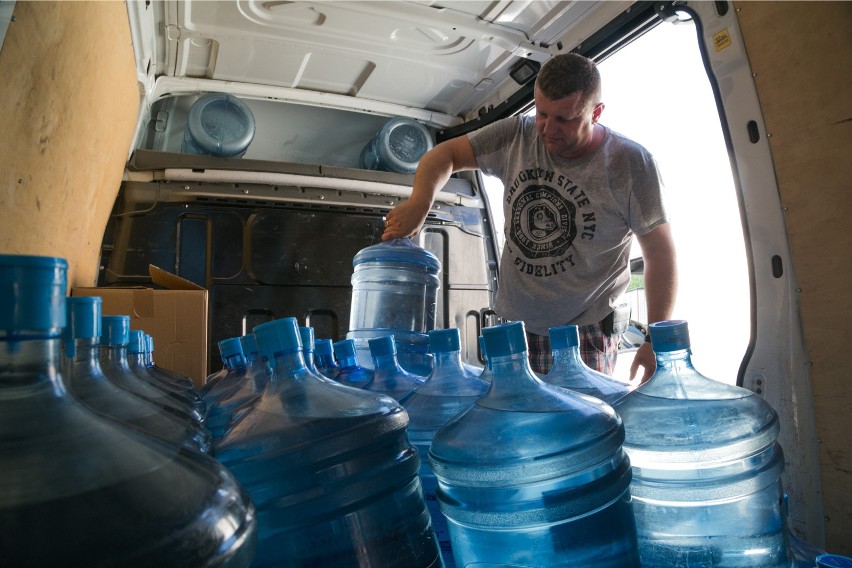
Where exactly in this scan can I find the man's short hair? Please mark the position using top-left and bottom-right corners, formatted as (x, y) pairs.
(535, 53), (601, 106)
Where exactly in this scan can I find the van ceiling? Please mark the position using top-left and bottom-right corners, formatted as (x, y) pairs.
(137, 0), (635, 127)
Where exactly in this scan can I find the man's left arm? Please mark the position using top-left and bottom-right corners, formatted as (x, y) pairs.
(629, 223), (678, 383)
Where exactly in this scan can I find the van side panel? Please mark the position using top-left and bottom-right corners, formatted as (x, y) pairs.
(736, 1), (852, 554)
(0, 1), (138, 288)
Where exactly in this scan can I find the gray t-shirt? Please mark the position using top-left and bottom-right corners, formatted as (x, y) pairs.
(469, 115), (668, 335)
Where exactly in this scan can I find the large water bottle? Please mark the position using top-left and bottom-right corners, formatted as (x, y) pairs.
(401, 327), (490, 568)
(359, 117), (434, 174)
(367, 334), (425, 401)
(348, 238), (440, 374)
(0, 254), (257, 566)
(63, 296), (212, 454)
(143, 334), (197, 390)
(613, 320), (794, 567)
(182, 92), (256, 157)
(543, 324), (632, 404)
(202, 336), (260, 441)
(314, 338), (340, 379)
(429, 321), (640, 567)
(127, 329), (207, 417)
(214, 316), (443, 567)
(99, 315), (205, 425)
(333, 338), (374, 388)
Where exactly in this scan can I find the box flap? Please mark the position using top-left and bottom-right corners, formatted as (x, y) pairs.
(149, 264), (205, 291)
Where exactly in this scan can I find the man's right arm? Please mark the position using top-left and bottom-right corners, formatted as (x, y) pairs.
(381, 136), (479, 241)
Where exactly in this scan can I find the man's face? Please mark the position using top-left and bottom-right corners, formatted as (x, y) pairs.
(534, 86), (603, 159)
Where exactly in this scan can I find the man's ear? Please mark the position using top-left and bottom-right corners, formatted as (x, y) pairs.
(592, 102), (605, 123)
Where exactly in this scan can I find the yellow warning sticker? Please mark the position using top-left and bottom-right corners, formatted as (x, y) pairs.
(713, 28), (732, 52)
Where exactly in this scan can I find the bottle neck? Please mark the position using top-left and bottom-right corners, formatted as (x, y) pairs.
(338, 354), (359, 369)
(551, 345), (586, 367)
(431, 350), (463, 369)
(481, 350), (539, 400)
(0, 337), (65, 393)
(71, 337), (101, 366)
(99, 344), (132, 372)
(270, 350), (308, 379)
(654, 347), (694, 370)
(373, 353), (402, 372)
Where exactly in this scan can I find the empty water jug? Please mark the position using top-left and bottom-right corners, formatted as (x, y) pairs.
(127, 329), (206, 417)
(429, 321), (640, 567)
(613, 320), (793, 567)
(360, 117), (434, 174)
(333, 338), (374, 388)
(314, 338), (339, 379)
(402, 327), (490, 567)
(544, 325), (631, 404)
(99, 315), (205, 425)
(63, 296), (211, 453)
(144, 334), (197, 390)
(203, 336), (266, 441)
(214, 316), (442, 567)
(0, 254), (257, 566)
(367, 334), (425, 401)
(182, 92), (256, 157)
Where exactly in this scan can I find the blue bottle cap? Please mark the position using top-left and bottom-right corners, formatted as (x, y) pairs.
(101, 315), (130, 346)
(648, 320), (691, 352)
(239, 334), (259, 356)
(254, 317), (301, 362)
(314, 338), (334, 356)
(482, 321), (528, 358)
(428, 328), (460, 353)
(66, 296), (102, 339)
(127, 330), (147, 354)
(299, 327), (315, 352)
(549, 325), (580, 349)
(368, 335), (396, 358)
(333, 339), (357, 360)
(0, 255), (68, 338)
(218, 337), (244, 359)
(352, 238), (440, 271)
(817, 555), (852, 568)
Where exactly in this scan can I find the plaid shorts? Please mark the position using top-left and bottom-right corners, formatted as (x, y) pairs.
(526, 321), (618, 376)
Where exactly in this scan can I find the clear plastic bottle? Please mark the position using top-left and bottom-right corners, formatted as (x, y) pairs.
(127, 329), (207, 417)
(0, 254), (257, 566)
(429, 321), (640, 567)
(476, 336), (493, 383)
(613, 320), (794, 567)
(299, 326), (330, 381)
(543, 324), (632, 404)
(214, 316), (443, 567)
(99, 315), (205, 425)
(332, 338), (374, 388)
(401, 327), (490, 568)
(62, 296), (212, 454)
(314, 338), (339, 379)
(143, 334), (197, 390)
(366, 334), (425, 401)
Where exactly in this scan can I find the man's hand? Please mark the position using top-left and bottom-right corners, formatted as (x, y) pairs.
(381, 197), (431, 241)
(629, 341), (656, 384)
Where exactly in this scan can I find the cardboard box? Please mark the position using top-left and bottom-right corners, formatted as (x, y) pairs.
(72, 265), (208, 388)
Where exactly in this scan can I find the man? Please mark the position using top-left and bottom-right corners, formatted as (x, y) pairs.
(382, 53), (677, 383)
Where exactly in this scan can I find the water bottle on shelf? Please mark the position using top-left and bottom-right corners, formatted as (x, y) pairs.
(313, 338), (339, 379)
(333, 338), (374, 388)
(143, 334), (197, 390)
(214, 316), (443, 567)
(100, 315), (205, 425)
(0, 254), (257, 566)
(366, 334), (426, 401)
(429, 321), (640, 567)
(613, 320), (794, 567)
(401, 327), (490, 568)
(62, 296), (212, 454)
(543, 324), (632, 404)
(127, 329), (207, 417)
